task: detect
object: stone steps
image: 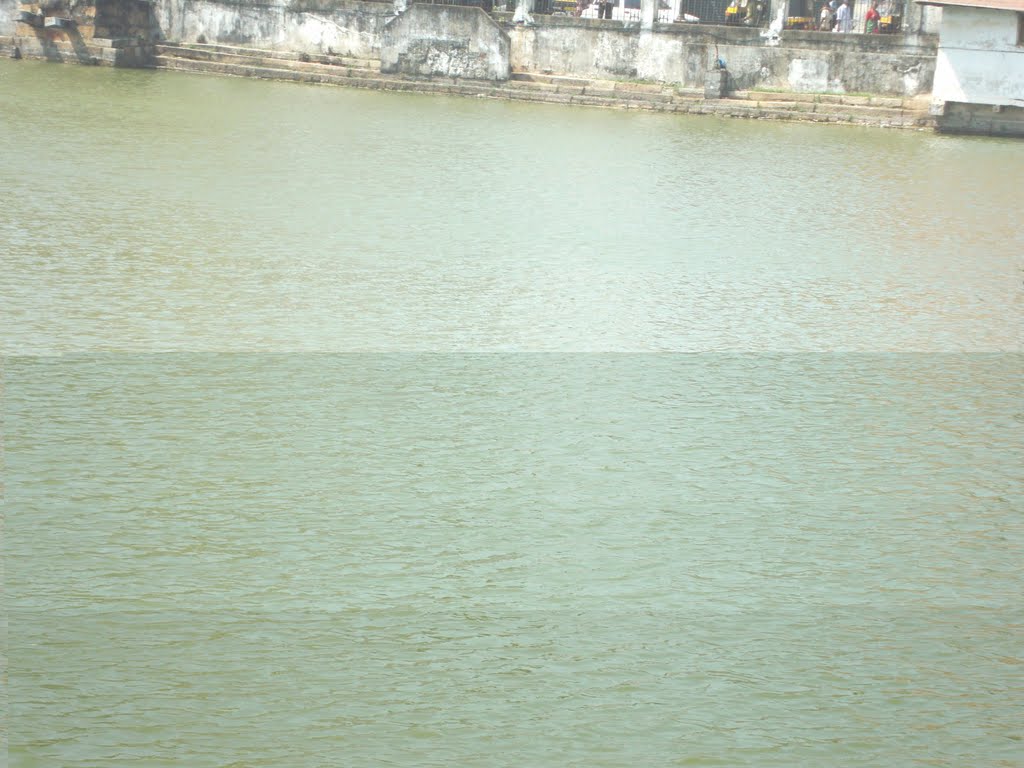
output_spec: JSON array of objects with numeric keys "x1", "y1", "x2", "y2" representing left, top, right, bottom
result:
[
  {"x1": 152, "y1": 55, "x2": 402, "y2": 88},
  {"x1": 509, "y1": 71, "x2": 591, "y2": 88},
  {"x1": 155, "y1": 45, "x2": 379, "y2": 77},
  {"x1": 509, "y1": 71, "x2": 922, "y2": 117},
  {"x1": 810, "y1": 101, "x2": 906, "y2": 120},
  {"x1": 510, "y1": 70, "x2": 680, "y2": 97},
  {"x1": 148, "y1": 43, "x2": 932, "y2": 128},
  {"x1": 750, "y1": 98, "x2": 907, "y2": 121},
  {"x1": 732, "y1": 89, "x2": 913, "y2": 110},
  {"x1": 155, "y1": 42, "x2": 379, "y2": 70},
  {"x1": 155, "y1": 54, "x2": 671, "y2": 108}
]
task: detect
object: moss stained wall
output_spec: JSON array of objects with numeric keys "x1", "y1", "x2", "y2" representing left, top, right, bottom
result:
[
  {"x1": 507, "y1": 16, "x2": 937, "y2": 95},
  {"x1": 152, "y1": 0, "x2": 392, "y2": 57}
]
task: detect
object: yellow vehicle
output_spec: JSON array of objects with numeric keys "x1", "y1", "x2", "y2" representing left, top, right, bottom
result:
[{"x1": 879, "y1": 13, "x2": 902, "y2": 31}]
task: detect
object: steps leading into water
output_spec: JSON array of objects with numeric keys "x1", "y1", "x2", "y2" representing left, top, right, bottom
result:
[
  {"x1": 149, "y1": 42, "x2": 933, "y2": 129},
  {"x1": 156, "y1": 42, "x2": 379, "y2": 72}
]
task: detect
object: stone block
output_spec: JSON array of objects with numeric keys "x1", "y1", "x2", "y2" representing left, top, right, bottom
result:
[{"x1": 704, "y1": 68, "x2": 727, "y2": 99}]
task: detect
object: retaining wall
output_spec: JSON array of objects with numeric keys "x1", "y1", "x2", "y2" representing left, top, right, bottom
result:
[
  {"x1": 2, "y1": 0, "x2": 157, "y2": 65},
  {"x1": 508, "y1": 15, "x2": 936, "y2": 96},
  {"x1": 0, "y1": 0, "x2": 17, "y2": 32},
  {"x1": 152, "y1": 0, "x2": 393, "y2": 58},
  {"x1": 381, "y1": 4, "x2": 509, "y2": 79},
  {"x1": 3, "y1": 0, "x2": 937, "y2": 98}
]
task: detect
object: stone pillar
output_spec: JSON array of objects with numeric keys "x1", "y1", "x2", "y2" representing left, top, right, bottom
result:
[
  {"x1": 640, "y1": 0, "x2": 656, "y2": 28},
  {"x1": 904, "y1": 2, "x2": 941, "y2": 34},
  {"x1": 704, "y1": 67, "x2": 728, "y2": 97}
]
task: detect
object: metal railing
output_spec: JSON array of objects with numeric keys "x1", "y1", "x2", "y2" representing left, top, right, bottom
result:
[
  {"x1": 576, "y1": 1, "x2": 676, "y2": 21},
  {"x1": 414, "y1": 0, "x2": 496, "y2": 9},
  {"x1": 685, "y1": 0, "x2": 748, "y2": 24},
  {"x1": 792, "y1": 0, "x2": 905, "y2": 32},
  {"x1": 411, "y1": 0, "x2": 906, "y2": 30}
]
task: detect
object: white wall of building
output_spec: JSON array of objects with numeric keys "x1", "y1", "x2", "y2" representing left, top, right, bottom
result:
[{"x1": 933, "y1": 5, "x2": 1024, "y2": 106}]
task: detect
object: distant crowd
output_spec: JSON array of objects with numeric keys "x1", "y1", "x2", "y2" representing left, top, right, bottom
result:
[{"x1": 819, "y1": 0, "x2": 883, "y2": 32}]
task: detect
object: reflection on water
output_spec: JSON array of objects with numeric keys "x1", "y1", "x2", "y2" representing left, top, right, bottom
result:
[{"x1": 2, "y1": 60, "x2": 1023, "y2": 767}]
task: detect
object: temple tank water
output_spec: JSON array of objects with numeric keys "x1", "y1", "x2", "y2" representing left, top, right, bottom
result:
[{"x1": 2, "y1": 59, "x2": 1023, "y2": 767}]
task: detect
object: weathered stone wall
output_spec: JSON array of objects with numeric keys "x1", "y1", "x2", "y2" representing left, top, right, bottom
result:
[
  {"x1": 711, "y1": 29, "x2": 935, "y2": 94},
  {"x1": 381, "y1": 4, "x2": 509, "y2": 80},
  {"x1": 935, "y1": 101, "x2": 1024, "y2": 138},
  {"x1": 1, "y1": 0, "x2": 18, "y2": 34},
  {"x1": 2, "y1": 0, "x2": 156, "y2": 64},
  {"x1": 152, "y1": 0, "x2": 393, "y2": 57},
  {"x1": 507, "y1": 16, "x2": 936, "y2": 96},
  {"x1": 3, "y1": 0, "x2": 937, "y2": 98},
  {"x1": 95, "y1": 0, "x2": 159, "y2": 38}
]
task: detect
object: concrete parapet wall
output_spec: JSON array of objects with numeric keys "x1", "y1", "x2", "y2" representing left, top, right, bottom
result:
[
  {"x1": 382, "y1": 4, "x2": 508, "y2": 80},
  {"x1": 151, "y1": 0, "x2": 392, "y2": 58}
]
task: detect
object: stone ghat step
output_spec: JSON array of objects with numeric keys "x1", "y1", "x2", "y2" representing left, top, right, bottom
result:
[
  {"x1": 511, "y1": 70, "x2": 678, "y2": 96},
  {"x1": 153, "y1": 56, "x2": 600, "y2": 100},
  {"x1": 155, "y1": 44, "x2": 380, "y2": 75},
  {"x1": 509, "y1": 81, "x2": 912, "y2": 117},
  {"x1": 153, "y1": 50, "x2": 922, "y2": 117},
  {"x1": 510, "y1": 71, "x2": 598, "y2": 88},
  {"x1": 155, "y1": 42, "x2": 379, "y2": 70},
  {"x1": 152, "y1": 57, "x2": 543, "y2": 100},
  {"x1": 502, "y1": 92, "x2": 926, "y2": 126},
  {"x1": 747, "y1": 99, "x2": 910, "y2": 120},
  {"x1": 511, "y1": 71, "x2": 923, "y2": 114},
  {"x1": 732, "y1": 89, "x2": 916, "y2": 110},
  {"x1": 151, "y1": 54, "x2": 932, "y2": 128},
  {"x1": 152, "y1": 56, "x2": 405, "y2": 86},
  {"x1": 505, "y1": 79, "x2": 678, "y2": 102},
  {"x1": 157, "y1": 56, "x2": 689, "y2": 108}
]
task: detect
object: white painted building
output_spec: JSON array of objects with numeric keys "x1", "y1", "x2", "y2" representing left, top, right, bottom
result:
[{"x1": 917, "y1": 0, "x2": 1024, "y2": 133}]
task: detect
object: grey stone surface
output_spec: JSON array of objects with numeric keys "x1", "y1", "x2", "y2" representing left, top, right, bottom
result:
[
  {"x1": 381, "y1": 5, "x2": 509, "y2": 81},
  {"x1": 151, "y1": 0, "x2": 391, "y2": 58},
  {"x1": 937, "y1": 102, "x2": 1024, "y2": 137},
  {"x1": 0, "y1": 0, "x2": 17, "y2": 34},
  {"x1": 704, "y1": 67, "x2": 726, "y2": 98},
  {"x1": 508, "y1": 17, "x2": 937, "y2": 96}
]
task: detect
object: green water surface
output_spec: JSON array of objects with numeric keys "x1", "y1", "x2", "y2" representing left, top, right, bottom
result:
[{"x1": 2, "y1": 60, "x2": 1022, "y2": 767}]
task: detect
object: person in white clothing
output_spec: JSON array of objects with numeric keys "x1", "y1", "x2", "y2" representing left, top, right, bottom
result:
[{"x1": 834, "y1": 0, "x2": 852, "y2": 31}]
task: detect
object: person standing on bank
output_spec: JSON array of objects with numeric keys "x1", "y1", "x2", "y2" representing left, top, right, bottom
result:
[
  {"x1": 834, "y1": 0, "x2": 852, "y2": 32},
  {"x1": 819, "y1": 1, "x2": 834, "y2": 30},
  {"x1": 598, "y1": 0, "x2": 614, "y2": 19},
  {"x1": 865, "y1": 0, "x2": 881, "y2": 32}
]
